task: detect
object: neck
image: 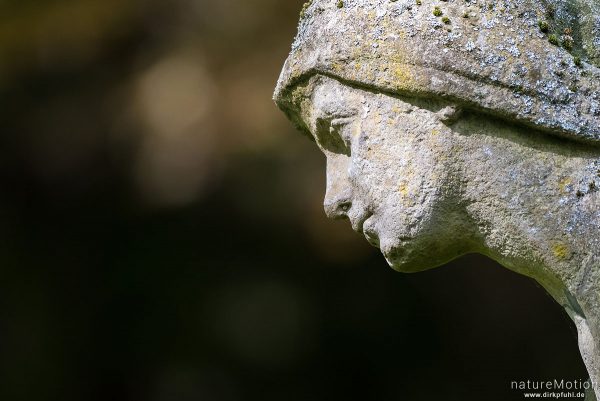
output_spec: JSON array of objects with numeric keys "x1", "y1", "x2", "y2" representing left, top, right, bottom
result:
[{"x1": 454, "y1": 113, "x2": 600, "y2": 397}]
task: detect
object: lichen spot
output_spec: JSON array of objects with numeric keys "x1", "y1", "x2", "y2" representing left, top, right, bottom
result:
[
  {"x1": 330, "y1": 61, "x2": 344, "y2": 74},
  {"x1": 558, "y1": 177, "x2": 572, "y2": 194},
  {"x1": 399, "y1": 181, "x2": 409, "y2": 197},
  {"x1": 299, "y1": 0, "x2": 313, "y2": 19},
  {"x1": 393, "y1": 65, "x2": 413, "y2": 87},
  {"x1": 551, "y1": 243, "x2": 571, "y2": 260}
]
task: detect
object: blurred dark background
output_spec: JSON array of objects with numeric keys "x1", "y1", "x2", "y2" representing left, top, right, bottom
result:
[{"x1": 0, "y1": 1, "x2": 588, "y2": 400}]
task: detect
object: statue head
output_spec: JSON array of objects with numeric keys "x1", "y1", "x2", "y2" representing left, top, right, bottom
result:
[
  {"x1": 286, "y1": 75, "x2": 471, "y2": 272},
  {"x1": 275, "y1": 0, "x2": 600, "y2": 272},
  {"x1": 275, "y1": 1, "x2": 600, "y2": 396}
]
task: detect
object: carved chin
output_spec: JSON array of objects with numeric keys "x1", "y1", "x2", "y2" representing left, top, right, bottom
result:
[
  {"x1": 364, "y1": 216, "x2": 448, "y2": 272},
  {"x1": 381, "y1": 239, "x2": 446, "y2": 273}
]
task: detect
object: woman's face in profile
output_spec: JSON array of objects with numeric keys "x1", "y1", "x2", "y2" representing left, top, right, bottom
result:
[{"x1": 297, "y1": 76, "x2": 467, "y2": 272}]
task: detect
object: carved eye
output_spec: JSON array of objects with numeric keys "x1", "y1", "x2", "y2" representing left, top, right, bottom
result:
[{"x1": 315, "y1": 117, "x2": 352, "y2": 156}]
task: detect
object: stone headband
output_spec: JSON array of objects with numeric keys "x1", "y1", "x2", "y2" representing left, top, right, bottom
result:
[{"x1": 274, "y1": 0, "x2": 600, "y2": 144}]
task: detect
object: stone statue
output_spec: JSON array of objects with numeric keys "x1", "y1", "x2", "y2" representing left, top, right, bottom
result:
[{"x1": 274, "y1": 0, "x2": 600, "y2": 399}]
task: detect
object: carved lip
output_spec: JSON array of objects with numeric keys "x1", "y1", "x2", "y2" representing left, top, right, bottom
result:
[
  {"x1": 364, "y1": 229, "x2": 379, "y2": 248},
  {"x1": 351, "y1": 210, "x2": 373, "y2": 234},
  {"x1": 361, "y1": 215, "x2": 380, "y2": 248}
]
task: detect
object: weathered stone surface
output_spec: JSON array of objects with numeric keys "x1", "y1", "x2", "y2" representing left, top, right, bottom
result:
[
  {"x1": 275, "y1": 0, "x2": 600, "y2": 143},
  {"x1": 275, "y1": 0, "x2": 600, "y2": 399}
]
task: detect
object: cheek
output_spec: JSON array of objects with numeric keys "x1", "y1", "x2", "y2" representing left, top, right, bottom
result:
[
  {"x1": 399, "y1": 148, "x2": 441, "y2": 202},
  {"x1": 353, "y1": 143, "x2": 442, "y2": 219}
]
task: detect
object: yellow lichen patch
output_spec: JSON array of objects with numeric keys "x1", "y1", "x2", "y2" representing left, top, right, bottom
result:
[
  {"x1": 558, "y1": 177, "x2": 572, "y2": 194},
  {"x1": 330, "y1": 61, "x2": 343, "y2": 74},
  {"x1": 393, "y1": 64, "x2": 414, "y2": 86},
  {"x1": 552, "y1": 242, "x2": 571, "y2": 260},
  {"x1": 396, "y1": 29, "x2": 407, "y2": 41},
  {"x1": 399, "y1": 181, "x2": 409, "y2": 197},
  {"x1": 431, "y1": 129, "x2": 440, "y2": 136}
]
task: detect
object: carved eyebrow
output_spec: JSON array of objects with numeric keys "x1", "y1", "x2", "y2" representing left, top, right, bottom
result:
[
  {"x1": 317, "y1": 109, "x2": 356, "y2": 121},
  {"x1": 311, "y1": 83, "x2": 359, "y2": 117},
  {"x1": 311, "y1": 97, "x2": 345, "y2": 117},
  {"x1": 330, "y1": 117, "x2": 354, "y2": 127}
]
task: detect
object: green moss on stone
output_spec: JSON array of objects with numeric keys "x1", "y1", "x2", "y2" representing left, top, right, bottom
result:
[
  {"x1": 300, "y1": 0, "x2": 313, "y2": 18},
  {"x1": 562, "y1": 36, "x2": 574, "y2": 50},
  {"x1": 433, "y1": 6, "x2": 443, "y2": 16}
]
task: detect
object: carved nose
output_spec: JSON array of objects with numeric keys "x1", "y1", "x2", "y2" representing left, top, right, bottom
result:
[
  {"x1": 323, "y1": 193, "x2": 352, "y2": 219},
  {"x1": 324, "y1": 154, "x2": 352, "y2": 219}
]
